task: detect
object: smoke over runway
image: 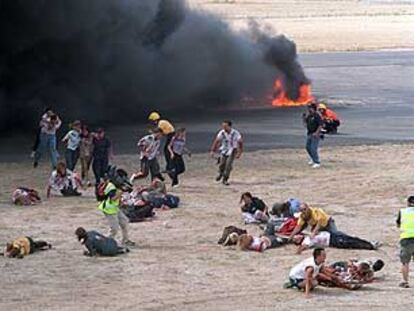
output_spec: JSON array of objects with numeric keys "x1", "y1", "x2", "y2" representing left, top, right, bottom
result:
[{"x1": 0, "y1": 0, "x2": 308, "y2": 132}]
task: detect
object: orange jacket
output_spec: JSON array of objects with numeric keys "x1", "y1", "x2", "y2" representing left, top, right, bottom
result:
[{"x1": 322, "y1": 109, "x2": 339, "y2": 121}]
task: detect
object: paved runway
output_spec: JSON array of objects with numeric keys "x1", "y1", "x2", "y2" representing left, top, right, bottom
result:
[{"x1": 1, "y1": 50, "x2": 414, "y2": 160}]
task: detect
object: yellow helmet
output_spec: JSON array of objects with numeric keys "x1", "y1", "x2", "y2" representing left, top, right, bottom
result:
[
  {"x1": 318, "y1": 103, "x2": 327, "y2": 110},
  {"x1": 148, "y1": 112, "x2": 161, "y2": 121}
]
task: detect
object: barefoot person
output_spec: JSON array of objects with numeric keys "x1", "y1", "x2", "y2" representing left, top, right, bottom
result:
[
  {"x1": 75, "y1": 227, "x2": 129, "y2": 257},
  {"x1": 98, "y1": 182, "x2": 135, "y2": 246},
  {"x1": 148, "y1": 112, "x2": 175, "y2": 172},
  {"x1": 303, "y1": 102, "x2": 323, "y2": 168},
  {"x1": 286, "y1": 248, "x2": 327, "y2": 298},
  {"x1": 3, "y1": 236, "x2": 51, "y2": 258},
  {"x1": 210, "y1": 120, "x2": 243, "y2": 186},
  {"x1": 396, "y1": 196, "x2": 414, "y2": 288}
]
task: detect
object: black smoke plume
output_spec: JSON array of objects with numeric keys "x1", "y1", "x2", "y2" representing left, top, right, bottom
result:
[{"x1": 0, "y1": 0, "x2": 309, "y2": 133}]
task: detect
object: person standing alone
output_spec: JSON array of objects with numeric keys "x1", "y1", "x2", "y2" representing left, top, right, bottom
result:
[
  {"x1": 396, "y1": 196, "x2": 414, "y2": 288},
  {"x1": 304, "y1": 103, "x2": 323, "y2": 168},
  {"x1": 210, "y1": 120, "x2": 243, "y2": 186}
]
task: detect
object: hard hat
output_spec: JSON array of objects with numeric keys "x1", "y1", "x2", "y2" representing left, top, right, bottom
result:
[
  {"x1": 148, "y1": 112, "x2": 160, "y2": 121},
  {"x1": 104, "y1": 182, "x2": 117, "y2": 195},
  {"x1": 318, "y1": 103, "x2": 327, "y2": 110}
]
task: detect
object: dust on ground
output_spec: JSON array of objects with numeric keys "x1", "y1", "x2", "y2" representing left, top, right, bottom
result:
[
  {"x1": 1, "y1": 143, "x2": 413, "y2": 310},
  {"x1": 189, "y1": 0, "x2": 414, "y2": 52}
]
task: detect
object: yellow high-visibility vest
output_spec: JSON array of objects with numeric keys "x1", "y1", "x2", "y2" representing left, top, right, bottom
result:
[
  {"x1": 400, "y1": 207, "x2": 414, "y2": 239},
  {"x1": 98, "y1": 198, "x2": 119, "y2": 215}
]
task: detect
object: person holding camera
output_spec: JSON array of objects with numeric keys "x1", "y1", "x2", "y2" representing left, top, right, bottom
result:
[
  {"x1": 33, "y1": 109, "x2": 62, "y2": 168},
  {"x1": 98, "y1": 182, "x2": 135, "y2": 247}
]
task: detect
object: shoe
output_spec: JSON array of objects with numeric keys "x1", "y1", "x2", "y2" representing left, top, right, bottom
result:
[
  {"x1": 312, "y1": 163, "x2": 321, "y2": 169},
  {"x1": 222, "y1": 180, "x2": 230, "y2": 186},
  {"x1": 171, "y1": 183, "x2": 179, "y2": 188},
  {"x1": 371, "y1": 240, "x2": 381, "y2": 250},
  {"x1": 30, "y1": 151, "x2": 35, "y2": 158},
  {"x1": 399, "y1": 281, "x2": 410, "y2": 288},
  {"x1": 216, "y1": 175, "x2": 223, "y2": 182},
  {"x1": 283, "y1": 281, "x2": 294, "y2": 289},
  {"x1": 308, "y1": 160, "x2": 314, "y2": 165},
  {"x1": 129, "y1": 174, "x2": 137, "y2": 183},
  {"x1": 33, "y1": 161, "x2": 38, "y2": 168},
  {"x1": 124, "y1": 240, "x2": 136, "y2": 247}
]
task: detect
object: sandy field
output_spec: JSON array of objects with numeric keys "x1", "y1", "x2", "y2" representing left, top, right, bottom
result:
[
  {"x1": 1, "y1": 143, "x2": 414, "y2": 310},
  {"x1": 189, "y1": 0, "x2": 414, "y2": 51}
]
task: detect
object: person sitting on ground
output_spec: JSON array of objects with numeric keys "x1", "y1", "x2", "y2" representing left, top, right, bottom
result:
[
  {"x1": 293, "y1": 231, "x2": 380, "y2": 254},
  {"x1": 3, "y1": 236, "x2": 51, "y2": 258},
  {"x1": 271, "y1": 198, "x2": 302, "y2": 218},
  {"x1": 236, "y1": 222, "x2": 288, "y2": 252},
  {"x1": 131, "y1": 128, "x2": 164, "y2": 182},
  {"x1": 318, "y1": 103, "x2": 340, "y2": 134},
  {"x1": 288, "y1": 203, "x2": 340, "y2": 240},
  {"x1": 329, "y1": 259, "x2": 385, "y2": 284},
  {"x1": 285, "y1": 248, "x2": 328, "y2": 297},
  {"x1": 75, "y1": 227, "x2": 129, "y2": 257},
  {"x1": 240, "y1": 192, "x2": 269, "y2": 224},
  {"x1": 12, "y1": 187, "x2": 41, "y2": 205},
  {"x1": 47, "y1": 162, "x2": 82, "y2": 198}
]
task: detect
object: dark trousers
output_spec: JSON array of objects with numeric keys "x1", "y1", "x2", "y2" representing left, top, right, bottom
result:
[
  {"x1": 168, "y1": 153, "x2": 185, "y2": 185},
  {"x1": 324, "y1": 120, "x2": 340, "y2": 133},
  {"x1": 65, "y1": 148, "x2": 80, "y2": 171},
  {"x1": 264, "y1": 222, "x2": 288, "y2": 249},
  {"x1": 330, "y1": 233, "x2": 374, "y2": 250},
  {"x1": 32, "y1": 127, "x2": 41, "y2": 151},
  {"x1": 218, "y1": 150, "x2": 236, "y2": 181},
  {"x1": 27, "y1": 237, "x2": 50, "y2": 254},
  {"x1": 92, "y1": 158, "x2": 109, "y2": 184},
  {"x1": 139, "y1": 157, "x2": 163, "y2": 181},
  {"x1": 164, "y1": 132, "x2": 175, "y2": 171}
]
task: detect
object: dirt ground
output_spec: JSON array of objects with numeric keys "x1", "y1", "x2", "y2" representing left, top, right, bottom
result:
[
  {"x1": 189, "y1": 0, "x2": 414, "y2": 52},
  {"x1": 1, "y1": 143, "x2": 414, "y2": 310}
]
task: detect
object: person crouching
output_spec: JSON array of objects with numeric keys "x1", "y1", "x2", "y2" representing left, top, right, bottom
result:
[
  {"x1": 75, "y1": 227, "x2": 129, "y2": 257},
  {"x1": 47, "y1": 162, "x2": 82, "y2": 198},
  {"x1": 3, "y1": 236, "x2": 51, "y2": 258}
]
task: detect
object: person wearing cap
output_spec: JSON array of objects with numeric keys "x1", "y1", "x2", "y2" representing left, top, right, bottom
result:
[
  {"x1": 148, "y1": 112, "x2": 175, "y2": 172},
  {"x1": 98, "y1": 182, "x2": 135, "y2": 247},
  {"x1": 75, "y1": 227, "x2": 129, "y2": 257},
  {"x1": 210, "y1": 120, "x2": 243, "y2": 186},
  {"x1": 303, "y1": 103, "x2": 323, "y2": 168},
  {"x1": 62, "y1": 120, "x2": 82, "y2": 171},
  {"x1": 92, "y1": 128, "x2": 113, "y2": 185},
  {"x1": 318, "y1": 103, "x2": 340, "y2": 134},
  {"x1": 396, "y1": 196, "x2": 414, "y2": 288}
]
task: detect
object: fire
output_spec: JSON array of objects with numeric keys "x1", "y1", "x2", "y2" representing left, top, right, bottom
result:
[{"x1": 272, "y1": 79, "x2": 314, "y2": 107}]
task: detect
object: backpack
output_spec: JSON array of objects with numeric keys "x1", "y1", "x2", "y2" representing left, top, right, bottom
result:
[{"x1": 96, "y1": 180, "x2": 109, "y2": 201}]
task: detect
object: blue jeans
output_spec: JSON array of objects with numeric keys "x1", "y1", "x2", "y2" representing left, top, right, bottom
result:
[
  {"x1": 306, "y1": 134, "x2": 320, "y2": 164},
  {"x1": 35, "y1": 133, "x2": 59, "y2": 167}
]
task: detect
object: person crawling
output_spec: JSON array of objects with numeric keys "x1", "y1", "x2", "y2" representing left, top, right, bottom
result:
[
  {"x1": 47, "y1": 162, "x2": 82, "y2": 198},
  {"x1": 329, "y1": 258, "x2": 385, "y2": 284},
  {"x1": 75, "y1": 227, "x2": 129, "y2": 257},
  {"x1": 239, "y1": 192, "x2": 269, "y2": 224},
  {"x1": 3, "y1": 236, "x2": 51, "y2": 258}
]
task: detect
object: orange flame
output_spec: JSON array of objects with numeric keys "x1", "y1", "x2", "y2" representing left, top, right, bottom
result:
[{"x1": 272, "y1": 79, "x2": 314, "y2": 107}]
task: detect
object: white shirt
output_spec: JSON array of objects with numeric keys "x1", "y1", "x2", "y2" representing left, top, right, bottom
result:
[
  {"x1": 40, "y1": 113, "x2": 62, "y2": 135},
  {"x1": 302, "y1": 232, "x2": 331, "y2": 248},
  {"x1": 216, "y1": 128, "x2": 242, "y2": 156},
  {"x1": 289, "y1": 257, "x2": 321, "y2": 280},
  {"x1": 63, "y1": 130, "x2": 81, "y2": 151},
  {"x1": 49, "y1": 170, "x2": 77, "y2": 192},
  {"x1": 138, "y1": 134, "x2": 160, "y2": 160}
]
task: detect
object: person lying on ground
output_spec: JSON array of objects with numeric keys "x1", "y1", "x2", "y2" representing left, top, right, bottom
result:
[
  {"x1": 292, "y1": 231, "x2": 380, "y2": 254},
  {"x1": 218, "y1": 226, "x2": 247, "y2": 245},
  {"x1": 12, "y1": 187, "x2": 41, "y2": 205},
  {"x1": 239, "y1": 192, "x2": 269, "y2": 224},
  {"x1": 131, "y1": 128, "x2": 164, "y2": 182},
  {"x1": 285, "y1": 248, "x2": 328, "y2": 298},
  {"x1": 288, "y1": 203, "x2": 340, "y2": 241},
  {"x1": 330, "y1": 258, "x2": 385, "y2": 284},
  {"x1": 316, "y1": 268, "x2": 362, "y2": 290},
  {"x1": 236, "y1": 223, "x2": 288, "y2": 252},
  {"x1": 75, "y1": 227, "x2": 129, "y2": 257},
  {"x1": 47, "y1": 162, "x2": 82, "y2": 198},
  {"x1": 3, "y1": 236, "x2": 51, "y2": 258},
  {"x1": 270, "y1": 198, "x2": 301, "y2": 218}
]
